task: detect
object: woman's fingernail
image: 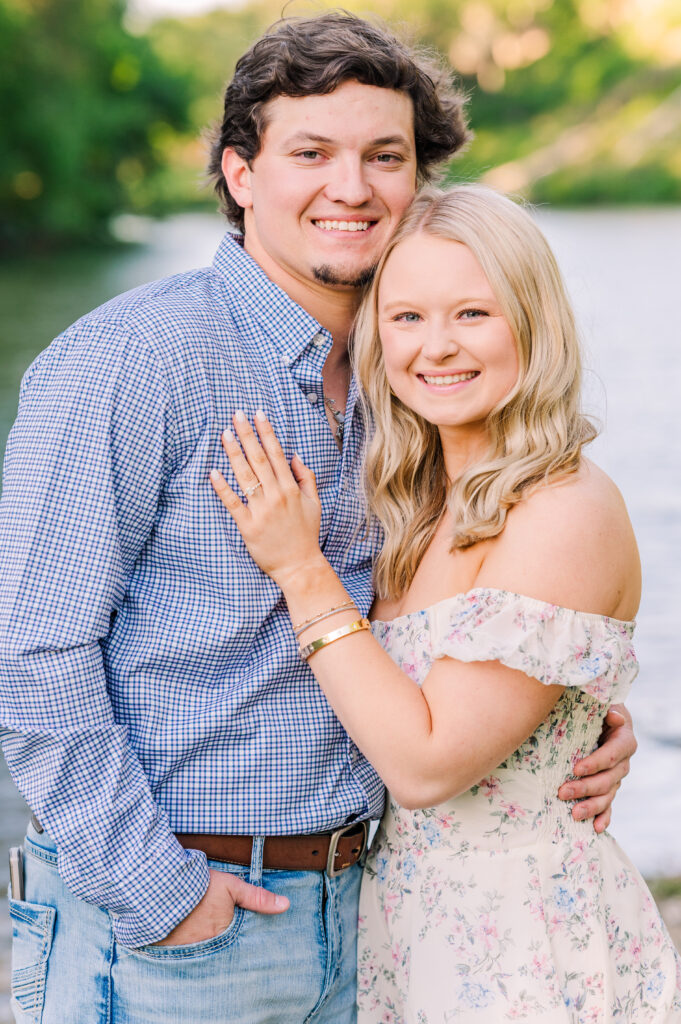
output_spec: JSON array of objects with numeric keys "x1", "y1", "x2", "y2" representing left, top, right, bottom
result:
[
  {"x1": 234, "y1": 410, "x2": 246, "y2": 423},
  {"x1": 574, "y1": 806, "x2": 587, "y2": 819},
  {"x1": 209, "y1": 469, "x2": 220, "y2": 482},
  {"x1": 255, "y1": 408, "x2": 267, "y2": 422},
  {"x1": 223, "y1": 428, "x2": 234, "y2": 443}
]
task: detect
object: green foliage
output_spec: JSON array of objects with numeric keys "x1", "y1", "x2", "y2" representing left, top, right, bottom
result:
[
  {"x1": 0, "y1": 0, "x2": 193, "y2": 251},
  {"x1": 2, "y1": 0, "x2": 680, "y2": 252}
]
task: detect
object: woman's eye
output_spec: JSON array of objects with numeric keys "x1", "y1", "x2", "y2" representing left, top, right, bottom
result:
[
  {"x1": 394, "y1": 311, "x2": 421, "y2": 323},
  {"x1": 459, "y1": 308, "x2": 487, "y2": 320}
]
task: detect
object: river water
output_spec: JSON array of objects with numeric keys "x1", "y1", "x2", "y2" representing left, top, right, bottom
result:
[{"x1": 0, "y1": 209, "x2": 680, "y2": 993}]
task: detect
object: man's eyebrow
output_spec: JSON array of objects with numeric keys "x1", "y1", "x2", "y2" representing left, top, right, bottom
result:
[{"x1": 281, "y1": 132, "x2": 412, "y2": 149}]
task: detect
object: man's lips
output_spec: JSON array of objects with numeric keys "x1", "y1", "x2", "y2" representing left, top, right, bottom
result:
[{"x1": 311, "y1": 218, "x2": 377, "y2": 233}]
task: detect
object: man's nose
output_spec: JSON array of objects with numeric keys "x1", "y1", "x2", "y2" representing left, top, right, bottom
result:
[{"x1": 324, "y1": 156, "x2": 373, "y2": 206}]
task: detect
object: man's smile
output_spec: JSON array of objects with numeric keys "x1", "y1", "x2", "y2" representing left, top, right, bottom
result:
[{"x1": 312, "y1": 219, "x2": 376, "y2": 233}]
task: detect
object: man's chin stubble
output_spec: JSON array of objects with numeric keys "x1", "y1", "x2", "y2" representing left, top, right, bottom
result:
[{"x1": 312, "y1": 264, "x2": 377, "y2": 289}]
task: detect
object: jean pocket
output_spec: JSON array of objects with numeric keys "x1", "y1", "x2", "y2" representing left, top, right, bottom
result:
[
  {"x1": 9, "y1": 898, "x2": 56, "y2": 1023},
  {"x1": 130, "y1": 905, "x2": 246, "y2": 961}
]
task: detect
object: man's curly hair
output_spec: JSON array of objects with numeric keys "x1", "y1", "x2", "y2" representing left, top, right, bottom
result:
[{"x1": 206, "y1": 11, "x2": 471, "y2": 232}]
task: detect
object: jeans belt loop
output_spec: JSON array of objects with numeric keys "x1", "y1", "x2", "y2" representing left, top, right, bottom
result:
[
  {"x1": 326, "y1": 821, "x2": 368, "y2": 878},
  {"x1": 250, "y1": 835, "x2": 265, "y2": 886}
]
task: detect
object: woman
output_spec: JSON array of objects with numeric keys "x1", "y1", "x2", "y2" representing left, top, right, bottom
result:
[{"x1": 210, "y1": 185, "x2": 681, "y2": 1021}]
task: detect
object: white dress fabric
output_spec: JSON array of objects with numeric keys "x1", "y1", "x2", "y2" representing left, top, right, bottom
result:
[{"x1": 357, "y1": 588, "x2": 681, "y2": 1022}]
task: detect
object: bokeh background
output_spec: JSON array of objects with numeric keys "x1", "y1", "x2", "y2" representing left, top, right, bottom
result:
[{"x1": 1, "y1": 0, "x2": 681, "y2": 1013}]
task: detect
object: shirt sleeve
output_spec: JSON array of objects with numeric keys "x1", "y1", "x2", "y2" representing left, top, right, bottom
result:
[{"x1": 0, "y1": 318, "x2": 210, "y2": 948}]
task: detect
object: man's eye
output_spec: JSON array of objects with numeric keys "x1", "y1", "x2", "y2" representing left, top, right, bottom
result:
[
  {"x1": 297, "y1": 150, "x2": 321, "y2": 160},
  {"x1": 375, "y1": 153, "x2": 401, "y2": 164}
]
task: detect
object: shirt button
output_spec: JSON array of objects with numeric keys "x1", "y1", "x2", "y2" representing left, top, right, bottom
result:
[
  {"x1": 306, "y1": 392, "x2": 318, "y2": 404},
  {"x1": 313, "y1": 334, "x2": 325, "y2": 348}
]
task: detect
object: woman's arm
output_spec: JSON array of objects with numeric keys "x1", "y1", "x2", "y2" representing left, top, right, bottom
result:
[{"x1": 210, "y1": 412, "x2": 636, "y2": 811}]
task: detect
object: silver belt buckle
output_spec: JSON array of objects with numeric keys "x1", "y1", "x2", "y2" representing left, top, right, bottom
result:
[{"x1": 325, "y1": 821, "x2": 368, "y2": 878}]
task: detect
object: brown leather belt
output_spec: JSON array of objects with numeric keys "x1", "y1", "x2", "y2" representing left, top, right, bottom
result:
[{"x1": 175, "y1": 822, "x2": 369, "y2": 878}]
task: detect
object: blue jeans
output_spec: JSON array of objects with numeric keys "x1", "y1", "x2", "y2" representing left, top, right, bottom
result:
[{"x1": 9, "y1": 822, "x2": 361, "y2": 1023}]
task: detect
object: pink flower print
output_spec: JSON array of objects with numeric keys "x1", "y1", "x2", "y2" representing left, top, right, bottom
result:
[
  {"x1": 383, "y1": 890, "x2": 400, "y2": 921},
  {"x1": 480, "y1": 775, "x2": 502, "y2": 798},
  {"x1": 548, "y1": 912, "x2": 566, "y2": 936},
  {"x1": 500, "y1": 800, "x2": 527, "y2": 820},
  {"x1": 630, "y1": 936, "x2": 643, "y2": 961},
  {"x1": 477, "y1": 913, "x2": 499, "y2": 950},
  {"x1": 532, "y1": 953, "x2": 550, "y2": 977},
  {"x1": 584, "y1": 677, "x2": 609, "y2": 701},
  {"x1": 568, "y1": 839, "x2": 589, "y2": 865},
  {"x1": 508, "y1": 1000, "x2": 532, "y2": 1018},
  {"x1": 528, "y1": 898, "x2": 545, "y2": 922},
  {"x1": 553, "y1": 719, "x2": 568, "y2": 745}
]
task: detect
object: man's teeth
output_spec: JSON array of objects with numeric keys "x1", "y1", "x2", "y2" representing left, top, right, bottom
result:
[
  {"x1": 423, "y1": 372, "x2": 478, "y2": 385},
  {"x1": 315, "y1": 220, "x2": 371, "y2": 232}
]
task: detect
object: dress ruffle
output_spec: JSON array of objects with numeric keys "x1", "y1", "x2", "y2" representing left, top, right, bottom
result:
[{"x1": 426, "y1": 587, "x2": 638, "y2": 704}]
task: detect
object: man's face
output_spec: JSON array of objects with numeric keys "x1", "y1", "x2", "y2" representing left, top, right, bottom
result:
[{"x1": 223, "y1": 81, "x2": 418, "y2": 298}]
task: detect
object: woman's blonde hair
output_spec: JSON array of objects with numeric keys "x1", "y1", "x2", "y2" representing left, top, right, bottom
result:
[{"x1": 352, "y1": 183, "x2": 597, "y2": 600}]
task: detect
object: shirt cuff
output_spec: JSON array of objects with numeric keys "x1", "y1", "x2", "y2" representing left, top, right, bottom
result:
[{"x1": 108, "y1": 843, "x2": 210, "y2": 948}]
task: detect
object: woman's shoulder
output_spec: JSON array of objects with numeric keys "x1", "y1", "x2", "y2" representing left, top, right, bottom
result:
[{"x1": 473, "y1": 459, "x2": 641, "y2": 620}]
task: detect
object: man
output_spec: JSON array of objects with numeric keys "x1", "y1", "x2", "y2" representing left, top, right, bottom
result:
[{"x1": 0, "y1": 12, "x2": 635, "y2": 1023}]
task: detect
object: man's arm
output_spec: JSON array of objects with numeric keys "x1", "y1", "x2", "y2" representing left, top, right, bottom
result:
[
  {"x1": 0, "y1": 322, "x2": 213, "y2": 946},
  {"x1": 558, "y1": 705, "x2": 636, "y2": 832}
]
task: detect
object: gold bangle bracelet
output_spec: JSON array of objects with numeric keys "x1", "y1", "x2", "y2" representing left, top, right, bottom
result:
[{"x1": 299, "y1": 618, "x2": 371, "y2": 661}]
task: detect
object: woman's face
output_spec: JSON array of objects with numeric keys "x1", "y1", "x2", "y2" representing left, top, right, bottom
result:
[{"x1": 377, "y1": 232, "x2": 519, "y2": 442}]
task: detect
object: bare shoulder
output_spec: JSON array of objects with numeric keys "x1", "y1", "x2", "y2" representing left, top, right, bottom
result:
[{"x1": 474, "y1": 459, "x2": 641, "y2": 619}]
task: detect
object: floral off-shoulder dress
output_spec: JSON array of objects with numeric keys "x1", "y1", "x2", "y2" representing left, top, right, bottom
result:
[{"x1": 358, "y1": 588, "x2": 681, "y2": 1023}]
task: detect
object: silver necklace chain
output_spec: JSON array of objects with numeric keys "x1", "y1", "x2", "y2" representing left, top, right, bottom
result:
[{"x1": 324, "y1": 395, "x2": 345, "y2": 443}]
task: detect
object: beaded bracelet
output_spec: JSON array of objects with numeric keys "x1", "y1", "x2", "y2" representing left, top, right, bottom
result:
[
  {"x1": 292, "y1": 601, "x2": 356, "y2": 639},
  {"x1": 299, "y1": 618, "x2": 371, "y2": 661}
]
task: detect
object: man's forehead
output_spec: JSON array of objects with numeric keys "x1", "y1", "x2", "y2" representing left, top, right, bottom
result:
[{"x1": 260, "y1": 82, "x2": 415, "y2": 142}]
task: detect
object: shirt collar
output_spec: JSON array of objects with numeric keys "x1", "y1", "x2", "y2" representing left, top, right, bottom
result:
[{"x1": 212, "y1": 232, "x2": 330, "y2": 364}]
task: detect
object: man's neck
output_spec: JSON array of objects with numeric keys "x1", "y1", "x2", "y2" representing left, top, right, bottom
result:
[{"x1": 242, "y1": 233, "x2": 361, "y2": 352}]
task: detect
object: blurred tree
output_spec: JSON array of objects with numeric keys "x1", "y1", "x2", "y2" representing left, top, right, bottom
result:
[
  {"x1": 2, "y1": 0, "x2": 679, "y2": 253},
  {"x1": 147, "y1": 0, "x2": 681, "y2": 208},
  {"x1": 0, "y1": 0, "x2": 193, "y2": 252}
]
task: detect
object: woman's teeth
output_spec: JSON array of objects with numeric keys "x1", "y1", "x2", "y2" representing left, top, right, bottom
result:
[
  {"x1": 315, "y1": 220, "x2": 371, "y2": 232},
  {"x1": 422, "y1": 372, "x2": 478, "y2": 386}
]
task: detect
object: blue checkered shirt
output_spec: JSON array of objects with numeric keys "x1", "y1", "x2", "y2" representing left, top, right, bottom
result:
[{"x1": 0, "y1": 233, "x2": 385, "y2": 947}]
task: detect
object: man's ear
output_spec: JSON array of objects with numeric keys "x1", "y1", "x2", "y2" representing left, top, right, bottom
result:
[{"x1": 221, "y1": 148, "x2": 253, "y2": 210}]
